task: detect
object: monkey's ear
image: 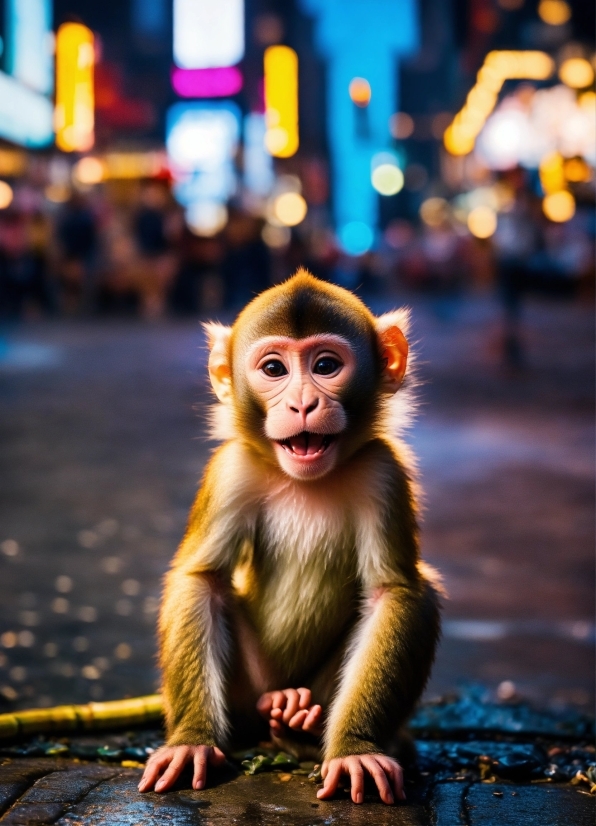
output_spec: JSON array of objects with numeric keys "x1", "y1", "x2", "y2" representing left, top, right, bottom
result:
[
  {"x1": 204, "y1": 322, "x2": 233, "y2": 404},
  {"x1": 375, "y1": 310, "x2": 410, "y2": 393}
]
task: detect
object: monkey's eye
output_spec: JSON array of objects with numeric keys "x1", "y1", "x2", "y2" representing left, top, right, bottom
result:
[
  {"x1": 313, "y1": 357, "x2": 341, "y2": 376},
  {"x1": 261, "y1": 360, "x2": 288, "y2": 378}
]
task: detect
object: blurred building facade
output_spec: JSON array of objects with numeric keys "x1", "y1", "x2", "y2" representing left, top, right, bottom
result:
[{"x1": 0, "y1": 0, "x2": 593, "y2": 321}]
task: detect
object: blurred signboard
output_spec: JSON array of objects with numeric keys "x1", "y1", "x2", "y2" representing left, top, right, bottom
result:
[
  {"x1": 173, "y1": 0, "x2": 244, "y2": 69},
  {"x1": 0, "y1": 0, "x2": 53, "y2": 147},
  {"x1": 0, "y1": 71, "x2": 53, "y2": 148}
]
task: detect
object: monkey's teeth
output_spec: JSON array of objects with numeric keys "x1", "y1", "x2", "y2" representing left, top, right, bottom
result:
[{"x1": 278, "y1": 433, "x2": 335, "y2": 457}]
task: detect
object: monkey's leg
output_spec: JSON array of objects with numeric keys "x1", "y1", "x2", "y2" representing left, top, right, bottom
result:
[
  {"x1": 140, "y1": 570, "x2": 232, "y2": 793},
  {"x1": 319, "y1": 579, "x2": 440, "y2": 803}
]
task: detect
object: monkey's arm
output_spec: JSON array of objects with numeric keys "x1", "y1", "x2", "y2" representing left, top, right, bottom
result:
[
  {"x1": 158, "y1": 444, "x2": 255, "y2": 748},
  {"x1": 323, "y1": 447, "x2": 441, "y2": 762}
]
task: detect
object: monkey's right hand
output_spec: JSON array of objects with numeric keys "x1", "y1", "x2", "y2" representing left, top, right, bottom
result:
[
  {"x1": 257, "y1": 688, "x2": 323, "y2": 736},
  {"x1": 138, "y1": 744, "x2": 226, "y2": 793}
]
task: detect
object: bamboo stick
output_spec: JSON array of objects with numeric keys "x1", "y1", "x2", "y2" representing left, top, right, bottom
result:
[{"x1": 0, "y1": 694, "x2": 163, "y2": 739}]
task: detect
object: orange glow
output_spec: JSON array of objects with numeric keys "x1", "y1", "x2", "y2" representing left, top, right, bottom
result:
[
  {"x1": 349, "y1": 77, "x2": 371, "y2": 107},
  {"x1": 542, "y1": 190, "x2": 575, "y2": 222},
  {"x1": 264, "y1": 46, "x2": 299, "y2": 158},
  {"x1": 55, "y1": 23, "x2": 95, "y2": 152},
  {"x1": 537, "y1": 0, "x2": 571, "y2": 25},
  {"x1": 539, "y1": 152, "x2": 565, "y2": 195},
  {"x1": 559, "y1": 58, "x2": 594, "y2": 89},
  {"x1": 564, "y1": 157, "x2": 592, "y2": 183},
  {"x1": 444, "y1": 51, "x2": 554, "y2": 156}
]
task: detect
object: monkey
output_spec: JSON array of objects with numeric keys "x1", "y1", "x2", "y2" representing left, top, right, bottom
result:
[{"x1": 139, "y1": 269, "x2": 441, "y2": 804}]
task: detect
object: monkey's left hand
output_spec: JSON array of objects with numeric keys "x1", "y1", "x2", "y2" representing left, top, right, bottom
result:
[
  {"x1": 316, "y1": 754, "x2": 405, "y2": 805},
  {"x1": 138, "y1": 744, "x2": 226, "y2": 793},
  {"x1": 257, "y1": 688, "x2": 323, "y2": 737}
]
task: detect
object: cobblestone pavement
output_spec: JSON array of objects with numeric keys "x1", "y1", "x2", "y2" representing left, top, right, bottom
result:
[
  {"x1": 0, "y1": 752, "x2": 593, "y2": 825},
  {"x1": 0, "y1": 291, "x2": 593, "y2": 824},
  {"x1": 0, "y1": 292, "x2": 593, "y2": 713}
]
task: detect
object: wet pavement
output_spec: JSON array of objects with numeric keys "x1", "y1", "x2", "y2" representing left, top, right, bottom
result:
[
  {"x1": 0, "y1": 291, "x2": 593, "y2": 712},
  {"x1": 0, "y1": 291, "x2": 593, "y2": 822}
]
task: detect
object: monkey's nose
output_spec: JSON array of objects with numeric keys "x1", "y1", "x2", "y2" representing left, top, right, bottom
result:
[{"x1": 289, "y1": 397, "x2": 319, "y2": 417}]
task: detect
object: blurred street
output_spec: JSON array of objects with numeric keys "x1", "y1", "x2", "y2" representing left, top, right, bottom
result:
[{"x1": 0, "y1": 290, "x2": 593, "y2": 713}]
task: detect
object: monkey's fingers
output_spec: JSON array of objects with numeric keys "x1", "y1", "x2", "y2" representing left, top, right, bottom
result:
[
  {"x1": 376, "y1": 755, "x2": 406, "y2": 801},
  {"x1": 316, "y1": 759, "x2": 347, "y2": 801},
  {"x1": 280, "y1": 688, "x2": 301, "y2": 722},
  {"x1": 138, "y1": 750, "x2": 172, "y2": 792},
  {"x1": 296, "y1": 687, "x2": 312, "y2": 709},
  {"x1": 302, "y1": 704, "x2": 323, "y2": 734},
  {"x1": 154, "y1": 748, "x2": 192, "y2": 792},
  {"x1": 256, "y1": 692, "x2": 275, "y2": 717},
  {"x1": 360, "y1": 755, "x2": 394, "y2": 805},
  {"x1": 287, "y1": 709, "x2": 309, "y2": 729}
]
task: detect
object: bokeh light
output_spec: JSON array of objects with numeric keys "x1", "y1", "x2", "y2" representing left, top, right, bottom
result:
[
  {"x1": 55, "y1": 22, "x2": 95, "y2": 152},
  {"x1": 73, "y1": 157, "x2": 104, "y2": 185},
  {"x1": 542, "y1": 190, "x2": 576, "y2": 222},
  {"x1": 186, "y1": 201, "x2": 228, "y2": 236},
  {"x1": 564, "y1": 157, "x2": 592, "y2": 183},
  {"x1": 467, "y1": 205, "x2": 498, "y2": 238},
  {"x1": 420, "y1": 197, "x2": 450, "y2": 227},
  {"x1": 559, "y1": 58, "x2": 595, "y2": 89},
  {"x1": 272, "y1": 192, "x2": 307, "y2": 227},
  {"x1": 371, "y1": 164, "x2": 404, "y2": 196},
  {"x1": 339, "y1": 221, "x2": 374, "y2": 256},
  {"x1": 537, "y1": 0, "x2": 571, "y2": 25},
  {"x1": 0, "y1": 181, "x2": 14, "y2": 209},
  {"x1": 262, "y1": 224, "x2": 291, "y2": 248},
  {"x1": 264, "y1": 46, "x2": 299, "y2": 158},
  {"x1": 348, "y1": 78, "x2": 371, "y2": 107},
  {"x1": 389, "y1": 112, "x2": 414, "y2": 139}
]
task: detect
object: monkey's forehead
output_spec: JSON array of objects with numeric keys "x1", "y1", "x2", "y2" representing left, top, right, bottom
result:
[{"x1": 232, "y1": 275, "x2": 375, "y2": 353}]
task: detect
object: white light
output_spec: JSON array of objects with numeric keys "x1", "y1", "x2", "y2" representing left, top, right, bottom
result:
[
  {"x1": 243, "y1": 113, "x2": 274, "y2": 197},
  {"x1": 271, "y1": 192, "x2": 307, "y2": 227},
  {"x1": 371, "y1": 164, "x2": 404, "y2": 196},
  {"x1": 167, "y1": 107, "x2": 239, "y2": 172},
  {"x1": 174, "y1": 0, "x2": 244, "y2": 69},
  {"x1": 186, "y1": 201, "x2": 228, "y2": 236},
  {"x1": 476, "y1": 108, "x2": 528, "y2": 170},
  {"x1": 0, "y1": 70, "x2": 53, "y2": 147},
  {"x1": 167, "y1": 104, "x2": 240, "y2": 212},
  {"x1": 7, "y1": 0, "x2": 53, "y2": 95}
]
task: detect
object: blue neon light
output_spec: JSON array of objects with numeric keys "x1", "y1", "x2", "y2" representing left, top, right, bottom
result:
[{"x1": 299, "y1": 0, "x2": 419, "y2": 251}]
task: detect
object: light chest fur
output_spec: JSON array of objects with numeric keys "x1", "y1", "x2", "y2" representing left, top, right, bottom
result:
[{"x1": 229, "y1": 444, "x2": 400, "y2": 675}]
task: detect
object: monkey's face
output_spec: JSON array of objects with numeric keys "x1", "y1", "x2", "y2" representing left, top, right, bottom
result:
[
  {"x1": 206, "y1": 270, "x2": 409, "y2": 482},
  {"x1": 244, "y1": 334, "x2": 357, "y2": 480}
]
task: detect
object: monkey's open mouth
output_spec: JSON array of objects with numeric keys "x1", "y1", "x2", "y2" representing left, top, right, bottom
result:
[{"x1": 277, "y1": 432, "x2": 336, "y2": 457}]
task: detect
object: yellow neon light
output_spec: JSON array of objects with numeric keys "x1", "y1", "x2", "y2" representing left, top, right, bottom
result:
[
  {"x1": 55, "y1": 23, "x2": 95, "y2": 153},
  {"x1": 264, "y1": 46, "x2": 299, "y2": 158},
  {"x1": 444, "y1": 51, "x2": 554, "y2": 156}
]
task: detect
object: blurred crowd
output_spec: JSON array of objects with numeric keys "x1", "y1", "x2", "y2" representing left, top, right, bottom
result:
[{"x1": 0, "y1": 176, "x2": 593, "y2": 332}]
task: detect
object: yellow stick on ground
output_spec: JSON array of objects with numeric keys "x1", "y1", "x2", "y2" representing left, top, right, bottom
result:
[{"x1": 0, "y1": 695, "x2": 163, "y2": 739}]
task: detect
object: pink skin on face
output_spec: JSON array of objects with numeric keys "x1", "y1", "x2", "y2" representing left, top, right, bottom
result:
[{"x1": 245, "y1": 335, "x2": 356, "y2": 480}]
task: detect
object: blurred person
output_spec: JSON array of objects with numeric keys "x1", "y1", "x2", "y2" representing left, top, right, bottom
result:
[
  {"x1": 221, "y1": 210, "x2": 270, "y2": 309},
  {"x1": 493, "y1": 190, "x2": 539, "y2": 369},
  {"x1": 0, "y1": 209, "x2": 54, "y2": 318},
  {"x1": 418, "y1": 223, "x2": 468, "y2": 321},
  {"x1": 56, "y1": 193, "x2": 98, "y2": 314},
  {"x1": 132, "y1": 183, "x2": 177, "y2": 319},
  {"x1": 169, "y1": 231, "x2": 224, "y2": 315}
]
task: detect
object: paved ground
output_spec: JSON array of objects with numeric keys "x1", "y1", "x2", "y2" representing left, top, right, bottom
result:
[
  {"x1": 0, "y1": 290, "x2": 593, "y2": 712},
  {"x1": 0, "y1": 289, "x2": 593, "y2": 824},
  {"x1": 0, "y1": 752, "x2": 593, "y2": 825}
]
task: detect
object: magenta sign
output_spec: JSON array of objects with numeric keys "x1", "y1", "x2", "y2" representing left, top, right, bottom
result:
[{"x1": 171, "y1": 66, "x2": 243, "y2": 98}]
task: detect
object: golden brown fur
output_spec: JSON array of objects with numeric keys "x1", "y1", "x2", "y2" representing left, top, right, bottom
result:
[{"x1": 151, "y1": 270, "x2": 441, "y2": 797}]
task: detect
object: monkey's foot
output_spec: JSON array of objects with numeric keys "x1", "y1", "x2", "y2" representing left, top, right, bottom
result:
[{"x1": 256, "y1": 688, "x2": 324, "y2": 737}]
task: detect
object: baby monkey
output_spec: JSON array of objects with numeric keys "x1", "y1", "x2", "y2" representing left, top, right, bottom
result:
[{"x1": 140, "y1": 270, "x2": 441, "y2": 804}]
